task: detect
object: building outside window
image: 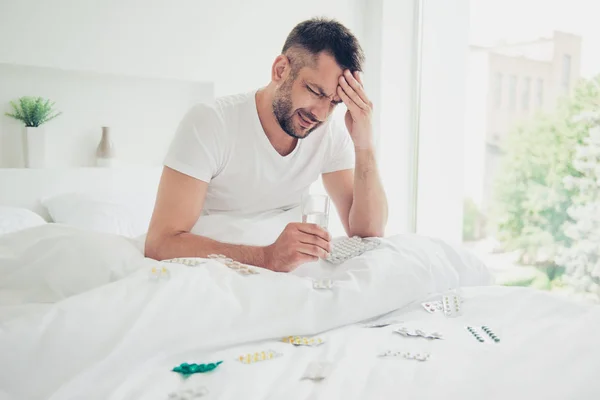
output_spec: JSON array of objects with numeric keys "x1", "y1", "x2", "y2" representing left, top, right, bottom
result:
[
  {"x1": 536, "y1": 78, "x2": 544, "y2": 108},
  {"x1": 494, "y1": 72, "x2": 503, "y2": 108},
  {"x1": 562, "y1": 54, "x2": 572, "y2": 92},
  {"x1": 522, "y1": 76, "x2": 531, "y2": 110},
  {"x1": 463, "y1": 1, "x2": 592, "y2": 303},
  {"x1": 509, "y1": 75, "x2": 517, "y2": 110}
]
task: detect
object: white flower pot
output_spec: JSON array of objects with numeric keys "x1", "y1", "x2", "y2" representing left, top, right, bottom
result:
[{"x1": 23, "y1": 126, "x2": 47, "y2": 168}]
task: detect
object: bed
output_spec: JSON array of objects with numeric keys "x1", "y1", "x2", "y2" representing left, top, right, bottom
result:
[{"x1": 0, "y1": 171, "x2": 599, "y2": 400}]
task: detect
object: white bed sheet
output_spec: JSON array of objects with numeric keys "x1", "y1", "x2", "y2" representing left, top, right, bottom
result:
[
  {"x1": 111, "y1": 286, "x2": 600, "y2": 400},
  {"x1": 0, "y1": 222, "x2": 597, "y2": 399}
]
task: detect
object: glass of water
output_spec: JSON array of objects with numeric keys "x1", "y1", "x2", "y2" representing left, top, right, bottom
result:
[{"x1": 301, "y1": 194, "x2": 330, "y2": 229}]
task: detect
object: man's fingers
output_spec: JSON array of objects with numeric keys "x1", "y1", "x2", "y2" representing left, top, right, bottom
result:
[
  {"x1": 344, "y1": 70, "x2": 370, "y2": 106},
  {"x1": 353, "y1": 70, "x2": 363, "y2": 85},
  {"x1": 338, "y1": 76, "x2": 368, "y2": 110},
  {"x1": 299, "y1": 233, "x2": 332, "y2": 253},
  {"x1": 337, "y1": 85, "x2": 362, "y2": 115},
  {"x1": 297, "y1": 223, "x2": 331, "y2": 242},
  {"x1": 297, "y1": 243, "x2": 329, "y2": 259}
]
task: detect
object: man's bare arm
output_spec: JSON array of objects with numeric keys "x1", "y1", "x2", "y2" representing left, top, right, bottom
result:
[
  {"x1": 348, "y1": 147, "x2": 387, "y2": 237},
  {"x1": 145, "y1": 167, "x2": 330, "y2": 272},
  {"x1": 322, "y1": 70, "x2": 388, "y2": 238},
  {"x1": 144, "y1": 167, "x2": 266, "y2": 264},
  {"x1": 322, "y1": 152, "x2": 388, "y2": 239}
]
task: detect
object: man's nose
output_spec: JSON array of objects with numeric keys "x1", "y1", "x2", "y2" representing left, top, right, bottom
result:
[{"x1": 310, "y1": 98, "x2": 331, "y2": 122}]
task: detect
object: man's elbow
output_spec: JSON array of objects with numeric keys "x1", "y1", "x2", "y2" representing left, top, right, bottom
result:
[
  {"x1": 368, "y1": 228, "x2": 386, "y2": 238},
  {"x1": 348, "y1": 224, "x2": 386, "y2": 238},
  {"x1": 144, "y1": 232, "x2": 169, "y2": 260},
  {"x1": 356, "y1": 230, "x2": 385, "y2": 238}
]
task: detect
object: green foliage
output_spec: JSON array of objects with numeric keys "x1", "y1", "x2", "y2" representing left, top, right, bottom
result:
[
  {"x1": 494, "y1": 266, "x2": 551, "y2": 289},
  {"x1": 556, "y1": 113, "x2": 600, "y2": 300},
  {"x1": 463, "y1": 197, "x2": 484, "y2": 241},
  {"x1": 5, "y1": 96, "x2": 62, "y2": 127},
  {"x1": 493, "y1": 75, "x2": 600, "y2": 267}
]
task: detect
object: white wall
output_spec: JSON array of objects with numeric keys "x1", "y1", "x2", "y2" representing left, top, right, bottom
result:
[
  {"x1": 376, "y1": 0, "x2": 420, "y2": 236},
  {"x1": 464, "y1": 51, "x2": 490, "y2": 206},
  {"x1": 416, "y1": 0, "x2": 470, "y2": 243},
  {"x1": 0, "y1": 0, "x2": 470, "y2": 241},
  {"x1": 0, "y1": 0, "x2": 367, "y2": 169},
  {"x1": 0, "y1": 0, "x2": 365, "y2": 97},
  {"x1": 0, "y1": 63, "x2": 212, "y2": 167},
  {"x1": 307, "y1": 0, "x2": 419, "y2": 238}
]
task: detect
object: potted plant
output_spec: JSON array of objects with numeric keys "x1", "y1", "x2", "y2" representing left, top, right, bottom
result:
[{"x1": 5, "y1": 96, "x2": 62, "y2": 168}]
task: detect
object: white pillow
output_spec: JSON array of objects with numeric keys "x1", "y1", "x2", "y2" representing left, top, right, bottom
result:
[
  {"x1": 0, "y1": 224, "x2": 146, "y2": 304},
  {"x1": 0, "y1": 207, "x2": 47, "y2": 235},
  {"x1": 41, "y1": 191, "x2": 156, "y2": 238}
]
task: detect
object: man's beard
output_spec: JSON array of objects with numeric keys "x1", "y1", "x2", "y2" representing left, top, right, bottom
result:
[{"x1": 272, "y1": 78, "x2": 322, "y2": 139}]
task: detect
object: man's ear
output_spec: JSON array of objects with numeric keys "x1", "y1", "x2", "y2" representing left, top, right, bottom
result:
[{"x1": 271, "y1": 54, "x2": 291, "y2": 85}]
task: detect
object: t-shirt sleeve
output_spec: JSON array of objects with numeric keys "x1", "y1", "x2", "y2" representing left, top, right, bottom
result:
[
  {"x1": 321, "y1": 118, "x2": 356, "y2": 174},
  {"x1": 163, "y1": 104, "x2": 225, "y2": 183}
]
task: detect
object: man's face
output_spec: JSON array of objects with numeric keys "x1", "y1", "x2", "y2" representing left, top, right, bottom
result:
[{"x1": 272, "y1": 52, "x2": 344, "y2": 139}]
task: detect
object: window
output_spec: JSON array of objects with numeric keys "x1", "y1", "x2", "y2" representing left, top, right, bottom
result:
[
  {"x1": 522, "y1": 77, "x2": 531, "y2": 110},
  {"x1": 494, "y1": 72, "x2": 503, "y2": 108},
  {"x1": 462, "y1": 1, "x2": 594, "y2": 305},
  {"x1": 562, "y1": 54, "x2": 571, "y2": 92},
  {"x1": 536, "y1": 78, "x2": 544, "y2": 108},
  {"x1": 509, "y1": 75, "x2": 517, "y2": 110}
]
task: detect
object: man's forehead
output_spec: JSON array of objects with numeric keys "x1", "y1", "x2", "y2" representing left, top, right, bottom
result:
[{"x1": 300, "y1": 52, "x2": 343, "y2": 95}]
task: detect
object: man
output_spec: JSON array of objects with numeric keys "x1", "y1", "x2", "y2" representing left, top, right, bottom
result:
[{"x1": 145, "y1": 18, "x2": 388, "y2": 272}]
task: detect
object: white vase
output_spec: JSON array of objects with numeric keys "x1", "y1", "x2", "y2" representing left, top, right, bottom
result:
[
  {"x1": 23, "y1": 126, "x2": 47, "y2": 168},
  {"x1": 96, "y1": 126, "x2": 116, "y2": 167}
]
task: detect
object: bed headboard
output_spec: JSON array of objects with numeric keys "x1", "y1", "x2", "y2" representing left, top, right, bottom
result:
[
  {"x1": 0, "y1": 167, "x2": 162, "y2": 220},
  {"x1": 0, "y1": 63, "x2": 214, "y2": 168}
]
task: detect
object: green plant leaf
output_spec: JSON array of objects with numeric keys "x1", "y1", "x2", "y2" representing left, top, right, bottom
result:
[{"x1": 4, "y1": 96, "x2": 62, "y2": 127}]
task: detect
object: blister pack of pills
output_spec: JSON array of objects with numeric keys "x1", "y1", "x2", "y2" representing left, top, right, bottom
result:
[
  {"x1": 313, "y1": 278, "x2": 334, "y2": 290},
  {"x1": 171, "y1": 361, "x2": 222, "y2": 377},
  {"x1": 325, "y1": 236, "x2": 381, "y2": 264},
  {"x1": 378, "y1": 350, "x2": 430, "y2": 362},
  {"x1": 466, "y1": 326, "x2": 501, "y2": 343},
  {"x1": 163, "y1": 258, "x2": 207, "y2": 267},
  {"x1": 237, "y1": 350, "x2": 282, "y2": 364},
  {"x1": 362, "y1": 319, "x2": 403, "y2": 328},
  {"x1": 421, "y1": 301, "x2": 443, "y2": 314},
  {"x1": 149, "y1": 266, "x2": 170, "y2": 281},
  {"x1": 301, "y1": 361, "x2": 333, "y2": 381},
  {"x1": 282, "y1": 336, "x2": 325, "y2": 347},
  {"x1": 442, "y1": 293, "x2": 462, "y2": 318},
  {"x1": 208, "y1": 254, "x2": 259, "y2": 276},
  {"x1": 167, "y1": 386, "x2": 209, "y2": 399},
  {"x1": 393, "y1": 327, "x2": 443, "y2": 340}
]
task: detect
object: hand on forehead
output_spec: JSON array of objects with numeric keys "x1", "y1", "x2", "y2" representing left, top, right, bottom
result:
[{"x1": 290, "y1": 50, "x2": 344, "y2": 100}]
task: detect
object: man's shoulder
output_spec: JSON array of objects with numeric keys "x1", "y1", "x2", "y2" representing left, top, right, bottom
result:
[
  {"x1": 213, "y1": 91, "x2": 255, "y2": 112},
  {"x1": 187, "y1": 91, "x2": 254, "y2": 120}
]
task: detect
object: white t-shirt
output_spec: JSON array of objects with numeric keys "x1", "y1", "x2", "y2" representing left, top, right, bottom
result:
[{"x1": 164, "y1": 91, "x2": 355, "y2": 218}]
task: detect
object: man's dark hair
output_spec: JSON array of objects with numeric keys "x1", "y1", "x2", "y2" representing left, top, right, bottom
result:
[{"x1": 282, "y1": 18, "x2": 364, "y2": 74}]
